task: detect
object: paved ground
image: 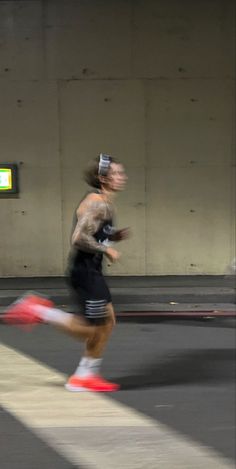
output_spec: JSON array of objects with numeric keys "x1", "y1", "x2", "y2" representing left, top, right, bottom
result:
[{"x1": 0, "y1": 317, "x2": 235, "y2": 468}]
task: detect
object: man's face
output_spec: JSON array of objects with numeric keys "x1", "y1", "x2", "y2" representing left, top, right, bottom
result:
[{"x1": 106, "y1": 163, "x2": 127, "y2": 192}]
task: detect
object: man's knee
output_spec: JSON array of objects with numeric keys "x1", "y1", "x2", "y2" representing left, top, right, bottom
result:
[
  {"x1": 105, "y1": 303, "x2": 116, "y2": 327},
  {"x1": 106, "y1": 315, "x2": 115, "y2": 332}
]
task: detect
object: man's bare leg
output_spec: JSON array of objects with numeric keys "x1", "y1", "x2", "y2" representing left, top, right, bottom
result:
[
  {"x1": 66, "y1": 303, "x2": 119, "y2": 391},
  {"x1": 3, "y1": 296, "x2": 119, "y2": 391},
  {"x1": 85, "y1": 303, "x2": 115, "y2": 357}
]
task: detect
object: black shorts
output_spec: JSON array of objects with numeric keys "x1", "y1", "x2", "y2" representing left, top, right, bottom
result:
[{"x1": 66, "y1": 260, "x2": 112, "y2": 325}]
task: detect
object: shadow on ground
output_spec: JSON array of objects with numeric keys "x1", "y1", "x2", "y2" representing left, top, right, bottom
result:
[{"x1": 115, "y1": 349, "x2": 236, "y2": 390}]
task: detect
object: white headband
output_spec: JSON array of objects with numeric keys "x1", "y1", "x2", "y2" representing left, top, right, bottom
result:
[{"x1": 98, "y1": 153, "x2": 111, "y2": 176}]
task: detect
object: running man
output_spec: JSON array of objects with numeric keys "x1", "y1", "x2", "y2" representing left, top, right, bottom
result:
[{"x1": 3, "y1": 154, "x2": 129, "y2": 392}]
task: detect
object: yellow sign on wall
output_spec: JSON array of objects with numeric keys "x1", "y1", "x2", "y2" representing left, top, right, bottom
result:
[
  {"x1": 0, "y1": 164, "x2": 18, "y2": 195},
  {"x1": 0, "y1": 168, "x2": 12, "y2": 190}
]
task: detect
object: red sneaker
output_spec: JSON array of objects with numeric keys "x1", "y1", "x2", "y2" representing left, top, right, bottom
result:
[
  {"x1": 65, "y1": 374, "x2": 120, "y2": 392},
  {"x1": 3, "y1": 293, "x2": 53, "y2": 328}
]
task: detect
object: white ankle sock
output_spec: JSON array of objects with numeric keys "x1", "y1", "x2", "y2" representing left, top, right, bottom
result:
[
  {"x1": 74, "y1": 357, "x2": 89, "y2": 377},
  {"x1": 32, "y1": 305, "x2": 72, "y2": 326},
  {"x1": 87, "y1": 357, "x2": 102, "y2": 375},
  {"x1": 75, "y1": 357, "x2": 102, "y2": 377}
]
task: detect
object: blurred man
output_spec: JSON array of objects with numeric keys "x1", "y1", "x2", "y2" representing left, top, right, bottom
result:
[{"x1": 4, "y1": 154, "x2": 129, "y2": 392}]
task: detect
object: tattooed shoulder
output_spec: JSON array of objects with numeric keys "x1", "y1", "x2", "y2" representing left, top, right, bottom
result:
[
  {"x1": 77, "y1": 193, "x2": 113, "y2": 220},
  {"x1": 71, "y1": 193, "x2": 113, "y2": 252}
]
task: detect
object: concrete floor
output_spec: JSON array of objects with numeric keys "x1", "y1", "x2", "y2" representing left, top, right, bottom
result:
[{"x1": 0, "y1": 317, "x2": 235, "y2": 468}]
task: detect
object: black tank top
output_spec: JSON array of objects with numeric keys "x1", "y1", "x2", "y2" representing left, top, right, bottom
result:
[{"x1": 68, "y1": 191, "x2": 114, "y2": 270}]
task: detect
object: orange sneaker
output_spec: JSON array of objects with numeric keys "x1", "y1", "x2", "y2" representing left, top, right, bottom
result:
[
  {"x1": 65, "y1": 374, "x2": 120, "y2": 392},
  {"x1": 3, "y1": 293, "x2": 54, "y2": 329}
]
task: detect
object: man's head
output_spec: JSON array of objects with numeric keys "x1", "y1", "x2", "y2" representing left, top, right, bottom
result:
[{"x1": 84, "y1": 154, "x2": 127, "y2": 192}]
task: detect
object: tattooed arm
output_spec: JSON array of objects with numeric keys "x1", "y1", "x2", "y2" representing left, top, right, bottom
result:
[{"x1": 71, "y1": 194, "x2": 111, "y2": 254}]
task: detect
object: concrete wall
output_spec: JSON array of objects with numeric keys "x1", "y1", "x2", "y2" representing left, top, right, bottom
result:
[{"x1": 0, "y1": 0, "x2": 235, "y2": 276}]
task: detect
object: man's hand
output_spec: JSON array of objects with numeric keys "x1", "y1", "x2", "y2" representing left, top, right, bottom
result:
[
  {"x1": 105, "y1": 247, "x2": 120, "y2": 263},
  {"x1": 110, "y1": 228, "x2": 130, "y2": 242}
]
